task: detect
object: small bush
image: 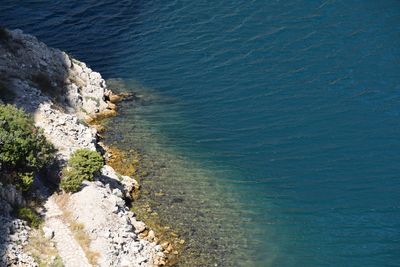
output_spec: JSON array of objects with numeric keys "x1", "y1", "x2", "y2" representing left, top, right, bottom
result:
[
  {"x1": 17, "y1": 207, "x2": 42, "y2": 228},
  {"x1": 0, "y1": 104, "x2": 55, "y2": 170},
  {"x1": 69, "y1": 149, "x2": 103, "y2": 181},
  {"x1": 17, "y1": 172, "x2": 34, "y2": 192},
  {"x1": 0, "y1": 104, "x2": 55, "y2": 190},
  {"x1": 60, "y1": 149, "x2": 103, "y2": 193},
  {"x1": 60, "y1": 168, "x2": 82, "y2": 193}
]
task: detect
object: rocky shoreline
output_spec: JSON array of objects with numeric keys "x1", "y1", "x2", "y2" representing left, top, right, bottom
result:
[{"x1": 0, "y1": 28, "x2": 166, "y2": 266}]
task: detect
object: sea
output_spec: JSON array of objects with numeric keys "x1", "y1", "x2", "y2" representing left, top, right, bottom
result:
[{"x1": 1, "y1": 1, "x2": 400, "y2": 266}]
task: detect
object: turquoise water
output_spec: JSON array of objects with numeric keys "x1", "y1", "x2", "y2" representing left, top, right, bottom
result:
[{"x1": 2, "y1": 1, "x2": 400, "y2": 266}]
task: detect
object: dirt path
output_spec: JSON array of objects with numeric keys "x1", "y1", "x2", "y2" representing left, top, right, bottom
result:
[{"x1": 44, "y1": 196, "x2": 92, "y2": 267}]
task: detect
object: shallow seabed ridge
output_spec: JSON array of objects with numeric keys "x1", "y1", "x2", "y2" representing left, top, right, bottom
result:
[{"x1": 103, "y1": 79, "x2": 271, "y2": 267}]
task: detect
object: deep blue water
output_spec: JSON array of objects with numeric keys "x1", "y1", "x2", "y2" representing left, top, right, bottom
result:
[{"x1": 2, "y1": 1, "x2": 400, "y2": 266}]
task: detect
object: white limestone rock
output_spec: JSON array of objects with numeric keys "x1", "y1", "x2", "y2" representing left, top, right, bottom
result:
[{"x1": 68, "y1": 181, "x2": 165, "y2": 267}]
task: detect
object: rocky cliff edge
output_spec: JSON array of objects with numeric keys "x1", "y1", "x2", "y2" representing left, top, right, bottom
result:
[{"x1": 0, "y1": 28, "x2": 166, "y2": 267}]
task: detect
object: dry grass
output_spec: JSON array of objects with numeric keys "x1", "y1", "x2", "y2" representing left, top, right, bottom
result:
[
  {"x1": 54, "y1": 193, "x2": 100, "y2": 265},
  {"x1": 67, "y1": 218, "x2": 99, "y2": 265},
  {"x1": 54, "y1": 192, "x2": 69, "y2": 208},
  {"x1": 26, "y1": 229, "x2": 64, "y2": 267}
]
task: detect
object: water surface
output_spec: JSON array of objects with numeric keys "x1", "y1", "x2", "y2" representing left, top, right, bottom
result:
[{"x1": 1, "y1": 1, "x2": 400, "y2": 266}]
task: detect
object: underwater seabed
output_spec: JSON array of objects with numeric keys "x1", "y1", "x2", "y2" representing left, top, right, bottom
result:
[{"x1": 102, "y1": 79, "x2": 275, "y2": 266}]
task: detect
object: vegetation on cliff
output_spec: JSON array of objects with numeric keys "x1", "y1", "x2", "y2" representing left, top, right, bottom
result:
[
  {"x1": 16, "y1": 207, "x2": 42, "y2": 228},
  {"x1": 60, "y1": 149, "x2": 103, "y2": 192},
  {"x1": 0, "y1": 104, "x2": 55, "y2": 191}
]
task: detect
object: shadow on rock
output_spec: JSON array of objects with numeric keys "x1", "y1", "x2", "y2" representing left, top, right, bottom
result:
[{"x1": 0, "y1": 26, "x2": 116, "y2": 266}]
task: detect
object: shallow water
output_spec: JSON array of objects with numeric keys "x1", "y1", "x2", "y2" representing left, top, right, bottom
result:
[
  {"x1": 1, "y1": 1, "x2": 400, "y2": 266},
  {"x1": 103, "y1": 79, "x2": 265, "y2": 266}
]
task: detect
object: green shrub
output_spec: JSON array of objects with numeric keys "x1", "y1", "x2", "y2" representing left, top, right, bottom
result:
[
  {"x1": 17, "y1": 207, "x2": 42, "y2": 228},
  {"x1": 17, "y1": 172, "x2": 34, "y2": 192},
  {"x1": 69, "y1": 149, "x2": 103, "y2": 181},
  {"x1": 0, "y1": 104, "x2": 55, "y2": 190},
  {"x1": 60, "y1": 168, "x2": 82, "y2": 193},
  {"x1": 60, "y1": 149, "x2": 103, "y2": 193}
]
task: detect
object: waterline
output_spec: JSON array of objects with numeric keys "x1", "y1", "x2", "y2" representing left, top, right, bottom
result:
[{"x1": 102, "y1": 79, "x2": 266, "y2": 266}]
